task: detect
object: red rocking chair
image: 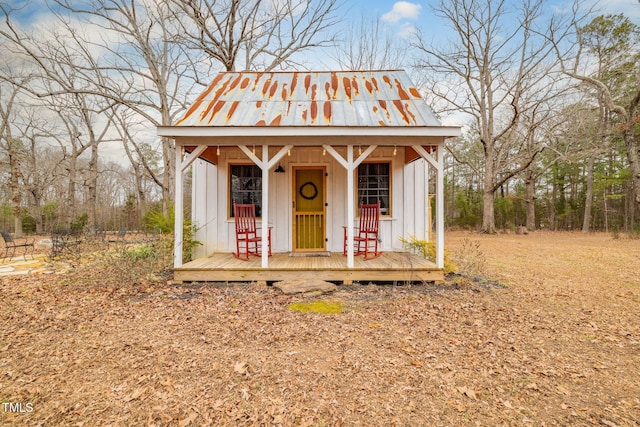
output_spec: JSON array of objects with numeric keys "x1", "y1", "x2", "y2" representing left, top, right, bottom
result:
[
  {"x1": 233, "y1": 202, "x2": 272, "y2": 261},
  {"x1": 343, "y1": 201, "x2": 382, "y2": 260}
]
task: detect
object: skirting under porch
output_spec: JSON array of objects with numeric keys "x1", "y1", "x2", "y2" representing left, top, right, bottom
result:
[{"x1": 174, "y1": 251, "x2": 443, "y2": 284}]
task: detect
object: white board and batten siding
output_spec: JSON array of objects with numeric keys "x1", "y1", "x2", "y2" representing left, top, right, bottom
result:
[{"x1": 190, "y1": 146, "x2": 431, "y2": 259}]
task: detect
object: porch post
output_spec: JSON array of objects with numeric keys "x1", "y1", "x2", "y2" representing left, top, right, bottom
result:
[
  {"x1": 425, "y1": 161, "x2": 430, "y2": 242},
  {"x1": 346, "y1": 145, "x2": 355, "y2": 268},
  {"x1": 174, "y1": 147, "x2": 184, "y2": 268},
  {"x1": 412, "y1": 145, "x2": 444, "y2": 269},
  {"x1": 323, "y1": 144, "x2": 377, "y2": 269},
  {"x1": 261, "y1": 144, "x2": 269, "y2": 268},
  {"x1": 436, "y1": 146, "x2": 445, "y2": 269}
]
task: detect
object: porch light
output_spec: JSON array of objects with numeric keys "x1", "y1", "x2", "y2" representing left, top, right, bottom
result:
[
  {"x1": 393, "y1": 145, "x2": 397, "y2": 156},
  {"x1": 287, "y1": 148, "x2": 291, "y2": 156},
  {"x1": 275, "y1": 164, "x2": 285, "y2": 173},
  {"x1": 322, "y1": 147, "x2": 326, "y2": 156},
  {"x1": 216, "y1": 146, "x2": 220, "y2": 156}
]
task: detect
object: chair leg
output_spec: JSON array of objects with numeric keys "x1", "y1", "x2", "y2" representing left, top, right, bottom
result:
[
  {"x1": 234, "y1": 237, "x2": 250, "y2": 261},
  {"x1": 343, "y1": 229, "x2": 347, "y2": 256},
  {"x1": 248, "y1": 239, "x2": 258, "y2": 257}
]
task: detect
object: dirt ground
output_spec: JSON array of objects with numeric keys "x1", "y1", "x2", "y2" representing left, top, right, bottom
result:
[{"x1": 1, "y1": 231, "x2": 639, "y2": 426}]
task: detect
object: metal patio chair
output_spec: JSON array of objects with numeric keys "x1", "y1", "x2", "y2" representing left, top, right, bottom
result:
[{"x1": 1, "y1": 230, "x2": 35, "y2": 261}]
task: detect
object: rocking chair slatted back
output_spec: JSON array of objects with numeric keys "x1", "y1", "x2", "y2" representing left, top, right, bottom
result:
[
  {"x1": 233, "y1": 202, "x2": 272, "y2": 260},
  {"x1": 343, "y1": 201, "x2": 382, "y2": 260},
  {"x1": 358, "y1": 203, "x2": 380, "y2": 235},
  {"x1": 234, "y1": 203, "x2": 258, "y2": 236}
]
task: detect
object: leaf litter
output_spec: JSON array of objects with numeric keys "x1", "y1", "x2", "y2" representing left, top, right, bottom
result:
[{"x1": 0, "y1": 231, "x2": 639, "y2": 426}]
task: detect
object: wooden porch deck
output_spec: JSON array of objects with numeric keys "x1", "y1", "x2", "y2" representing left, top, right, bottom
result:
[{"x1": 174, "y1": 251, "x2": 443, "y2": 283}]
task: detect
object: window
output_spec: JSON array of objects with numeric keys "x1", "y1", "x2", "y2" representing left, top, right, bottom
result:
[
  {"x1": 357, "y1": 162, "x2": 390, "y2": 215},
  {"x1": 229, "y1": 164, "x2": 262, "y2": 217}
]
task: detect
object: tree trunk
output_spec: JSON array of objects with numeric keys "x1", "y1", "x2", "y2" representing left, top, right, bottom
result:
[
  {"x1": 66, "y1": 156, "x2": 78, "y2": 229},
  {"x1": 87, "y1": 138, "x2": 99, "y2": 230},
  {"x1": 582, "y1": 155, "x2": 595, "y2": 232},
  {"x1": 552, "y1": 167, "x2": 564, "y2": 231},
  {"x1": 525, "y1": 169, "x2": 536, "y2": 231},
  {"x1": 623, "y1": 126, "x2": 640, "y2": 222},
  {"x1": 30, "y1": 188, "x2": 43, "y2": 234},
  {"x1": 161, "y1": 136, "x2": 175, "y2": 215},
  {"x1": 8, "y1": 139, "x2": 24, "y2": 237},
  {"x1": 13, "y1": 212, "x2": 23, "y2": 238},
  {"x1": 481, "y1": 163, "x2": 497, "y2": 234},
  {"x1": 481, "y1": 147, "x2": 496, "y2": 233}
]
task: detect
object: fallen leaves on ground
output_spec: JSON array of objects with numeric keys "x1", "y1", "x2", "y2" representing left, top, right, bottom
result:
[{"x1": 0, "y1": 231, "x2": 639, "y2": 426}]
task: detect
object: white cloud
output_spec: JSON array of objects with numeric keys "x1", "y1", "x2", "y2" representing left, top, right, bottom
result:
[
  {"x1": 382, "y1": 1, "x2": 422, "y2": 24},
  {"x1": 398, "y1": 22, "x2": 418, "y2": 38}
]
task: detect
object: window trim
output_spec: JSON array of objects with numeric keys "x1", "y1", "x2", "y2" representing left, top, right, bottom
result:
[
  {"x1": 355, "y1": 161, "x2": 392, "y2": 217},
  {"x1": 228, "y1": 163, "x2": 263, "y2": 219}
]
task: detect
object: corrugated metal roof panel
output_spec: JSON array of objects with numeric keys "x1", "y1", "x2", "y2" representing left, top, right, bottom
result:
[{"x1": 175, "y1": 70, "x2": 441, "y2": 127}]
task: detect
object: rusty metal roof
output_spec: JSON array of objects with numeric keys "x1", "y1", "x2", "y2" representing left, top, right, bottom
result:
[{"x1": 175, "y1": 70, "x2": 442, "y2": 127}]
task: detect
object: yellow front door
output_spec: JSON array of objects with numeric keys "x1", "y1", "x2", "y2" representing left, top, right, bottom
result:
[{"x1": 293, "y1": 167, "x2": 326, "y2": 251}]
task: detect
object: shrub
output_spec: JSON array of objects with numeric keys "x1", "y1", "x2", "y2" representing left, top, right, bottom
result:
[
  {"x1": 450, "y1": 238, "x2": 486, "y2": 277},
  {"x1": 70, "y1": 213, "x2": 89, "y2": 232},
  {"x1": 21, "y1": 213, "x2": 36, "y2": 234},
  {"x1": 141, "y1": 205, "x2": 200, "y2": 263},
  {"x1": 106, "y1": 235, "x2": 174, "y2": 284},
  {"x1": 399, "y1": 234, "x2": 457, "y2": 274}
]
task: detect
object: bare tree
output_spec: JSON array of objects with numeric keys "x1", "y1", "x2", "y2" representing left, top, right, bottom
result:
[
  {"x1": 110, "y1": 106, "x2": 164, "y2": 211},
  {"x1": 51, "y1": 0, "x2": 200, "y2": 214},
  {"x1": 552, "y1": 14, "x2": 640, "y2": 223},
  {"x1": 332, "y1": 13, "x2": 405, "y2": 70},
  {"x1": 1, "y1": 5, "x2": 119, "y2": 229},
  {"x1": 170, "y1": 0, "x2": 341, "y2": 72},
  {"x1": 21, "y1": 132, "x2": 64, "y2": 234},
  {"x1": 0, "y1": 79, "x2": 26, "y2": 236},
  {"x1": 413, "y1": 0, "x2": 579, "y2": 233}
]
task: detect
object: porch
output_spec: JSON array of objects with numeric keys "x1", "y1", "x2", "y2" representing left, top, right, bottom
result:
[{"x1": 174, "y1": 251, "x2": 443, "y2": 284}]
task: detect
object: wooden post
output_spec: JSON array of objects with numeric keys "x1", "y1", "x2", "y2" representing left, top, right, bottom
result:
[
  {"x1": 425, "y1": 162, "x2": 430, "y2": 242},
  {"x1": 239, "y1": 144, "x2": 291, "y2": 268},
  {"x1": 174, "y1": 147, "x2": 184, "y2": 268},
  {"x1": 436, "y1": 146, "x2": 445, "y2": 269},
  {"x1": 412, "y1": 145, "x2": 444, "y2": 269},
  {"x1": 261, "y1": 145, "x2": 269, "y2": 268},
  {"x1": 346, "y1": 145, "x2": 355, "y2": 268},
  {"x1": 322, "y1": 144, "x2": 376, "y2": 269}
]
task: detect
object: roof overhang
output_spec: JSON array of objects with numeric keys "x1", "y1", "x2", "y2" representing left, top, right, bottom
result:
[{"x1": 158, "y1": 125, "x2": 461, "y2": 142}]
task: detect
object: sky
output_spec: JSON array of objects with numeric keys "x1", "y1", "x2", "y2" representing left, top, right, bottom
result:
[
  {"x1": 3, "y1": 0, "x2": 640, "y2": 164},
  {"x1": 347, "y1": 0, "x2": 640, "y2": 40}
]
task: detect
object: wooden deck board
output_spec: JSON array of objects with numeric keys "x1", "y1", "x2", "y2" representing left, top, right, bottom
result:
[{"x1": 174, "y1": 252, "x2": 443, "y2": 283}]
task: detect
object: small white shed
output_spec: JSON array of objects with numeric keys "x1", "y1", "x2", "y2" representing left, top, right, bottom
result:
[{"x1": 157, "y1": 70, "x2": 460, "y2": 283}]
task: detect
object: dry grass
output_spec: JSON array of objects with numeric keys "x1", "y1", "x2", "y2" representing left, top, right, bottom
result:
[{"x1": 0, "y1": 231, "x2": 639, "y2": 426}]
